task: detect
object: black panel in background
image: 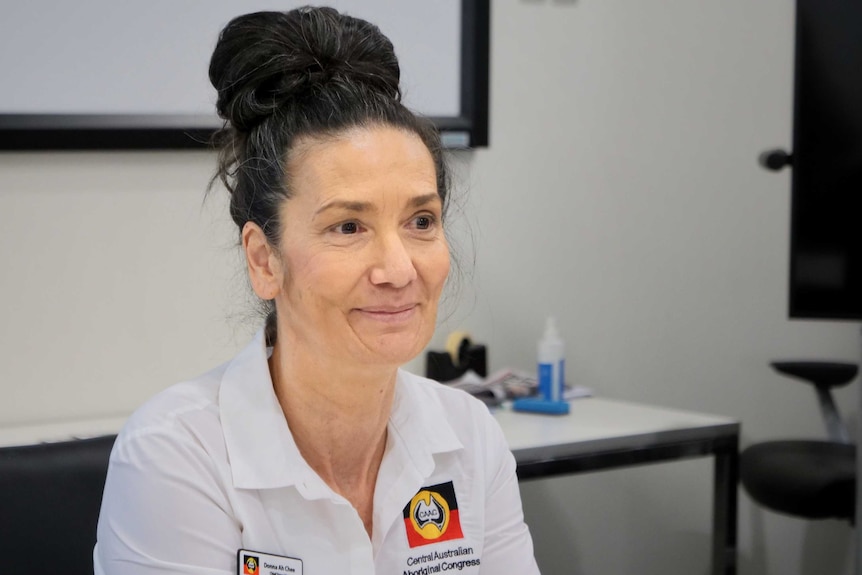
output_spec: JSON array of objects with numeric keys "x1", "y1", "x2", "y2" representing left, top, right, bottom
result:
[{"x1": 789, "y1": 0, "x2": 862, "y2": 320}]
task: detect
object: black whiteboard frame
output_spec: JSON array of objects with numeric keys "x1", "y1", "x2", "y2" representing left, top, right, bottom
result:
[{"x1": 0, "y1": 0, "x2": 489, "y2": 151}]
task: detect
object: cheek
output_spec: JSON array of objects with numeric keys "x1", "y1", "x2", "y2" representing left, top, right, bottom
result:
[
  {"x1": 283, "y1": 248, "x2": 362, "y2": 306},
  {"x1": 419, "y1": 243, "x2": 451, "y2": 294}
]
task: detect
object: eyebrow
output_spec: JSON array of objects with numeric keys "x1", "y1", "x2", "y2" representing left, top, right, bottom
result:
[
  {"x1": 314, "y1": 192, "x2": 441, "y2": 217},
  {"x1": 409, "y1": 192, "x2": 442, "y2": 209},
  {"x1": 314, "y1": 200, "x2": 373, "y2": 217}
]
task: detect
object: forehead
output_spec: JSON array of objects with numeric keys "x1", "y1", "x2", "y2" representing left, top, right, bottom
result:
[{"x1": 286, "y1": 126, "x2": 438, "y2": 203}]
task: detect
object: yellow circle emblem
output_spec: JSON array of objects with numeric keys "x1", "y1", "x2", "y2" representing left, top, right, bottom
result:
[{"x1": 409, "y1": 489, "x2": 450, "y2": 539}]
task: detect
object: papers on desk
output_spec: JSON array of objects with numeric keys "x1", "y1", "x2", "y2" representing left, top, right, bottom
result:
[
  {"x1": 443, "y1": 368, "x2": 592, "y2": 407},
  {"x1": 563, "y1": 385, "x2": 593, "y2": 400}
]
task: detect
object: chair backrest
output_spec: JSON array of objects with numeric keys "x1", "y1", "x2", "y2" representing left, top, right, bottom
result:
[{"x1": 0, "y1": 435, "x2": 116, "y2": 575}]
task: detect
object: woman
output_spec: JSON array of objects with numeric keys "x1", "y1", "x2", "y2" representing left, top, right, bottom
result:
[{"x1": 94, "y1": 7, "x2": 539, "y2": 574}]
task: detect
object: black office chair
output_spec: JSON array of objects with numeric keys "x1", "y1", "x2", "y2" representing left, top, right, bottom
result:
[
  {"x1": 740, "y1": 362, "x2": 858, "y2": 522},
  {"x1": 0, "y1": 435, "x2": 116, "y2": 575}
]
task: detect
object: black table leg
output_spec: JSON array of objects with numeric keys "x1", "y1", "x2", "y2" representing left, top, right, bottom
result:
[{"x1": 712, "y1": 436, "x2": 739, "y2": 574}]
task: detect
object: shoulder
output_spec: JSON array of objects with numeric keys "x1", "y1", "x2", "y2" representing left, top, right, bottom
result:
[
  {"x1": 398, "y1": 370, "x2": 493, "y2": 417},
  {"x1": 395, "y1": 370, "x2": 505, "y2": 448},
  {"x1": 112, "y1": 362, "x2": 229, "y2": 459}
]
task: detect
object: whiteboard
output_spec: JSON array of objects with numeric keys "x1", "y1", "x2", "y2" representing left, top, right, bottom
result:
[{"x1": 0, "y1": 1, "x2": 488, "y2": 148}]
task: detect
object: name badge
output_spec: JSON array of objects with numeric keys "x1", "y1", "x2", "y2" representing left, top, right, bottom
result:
[{"x1": 238, "y1": 549, "x2": 303, "y2": 575}]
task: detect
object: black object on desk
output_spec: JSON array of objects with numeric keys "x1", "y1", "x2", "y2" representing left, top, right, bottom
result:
[{"x1": 426, "y1": 340, "x2": 487, "y2": 382}]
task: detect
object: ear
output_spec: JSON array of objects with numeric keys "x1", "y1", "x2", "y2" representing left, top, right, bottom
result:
[{"x1": 242, "y1": 222, "x2": 283, "y2": 301}]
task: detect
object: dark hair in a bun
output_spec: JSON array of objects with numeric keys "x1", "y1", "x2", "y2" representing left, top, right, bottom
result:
[{"x1": 209, "y1": 7, "x2": 449, "y2": 248}]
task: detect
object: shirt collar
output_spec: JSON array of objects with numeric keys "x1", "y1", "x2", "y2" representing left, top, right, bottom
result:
[
  {"x1": 388, "y1": 370, "x2": 464, "y2": 477},
  {"x1": 219, "y1": 329, "x2": 309, "y2": 490},
  {"x1": 219, "y1": 329, "x2": 464, "y2": 491}
]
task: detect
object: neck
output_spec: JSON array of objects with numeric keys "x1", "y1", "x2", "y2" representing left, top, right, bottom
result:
[{"x1": 269, "y1": 333, "x2": 397, "y2": 516}]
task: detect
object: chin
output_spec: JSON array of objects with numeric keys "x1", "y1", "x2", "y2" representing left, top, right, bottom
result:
[
  {"x1": 357, "y1": 331, "x2": 429, "y2": 368},
  {"x1": 347, "y1": 312, "x2": 435, "y2": 366}
]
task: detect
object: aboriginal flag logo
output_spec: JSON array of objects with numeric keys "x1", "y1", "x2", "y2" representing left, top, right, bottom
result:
[
  {"x1": 403, "y1": 481, "x2": 464, "y2": 548},
  {"x1": 243, "y1": 555, "x2": 259, "y2": 575}
]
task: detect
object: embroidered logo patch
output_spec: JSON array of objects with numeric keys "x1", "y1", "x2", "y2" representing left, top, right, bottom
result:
[
  {"x1": 243, "y1": 555, "x2": 259, "y2": 575},
  {"x1": 403, "y1": 481, "x2": 464, "y2": 548}
]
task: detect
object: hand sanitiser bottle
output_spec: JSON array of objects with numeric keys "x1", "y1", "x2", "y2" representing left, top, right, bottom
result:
[
  {"x1": 513, "y1": 317, "x2": 570, "y2": 415},
  {"x1": 538, "y1": 317, "x2": 565, "y2": 402}
]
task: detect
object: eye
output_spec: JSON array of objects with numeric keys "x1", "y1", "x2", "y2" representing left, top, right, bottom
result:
[
  {"x1": 412, "y1": 214, "x2": 437, "y2": 230},
  {"x1": 336, "y1": 221, "x2": 359, "y2": 234}
]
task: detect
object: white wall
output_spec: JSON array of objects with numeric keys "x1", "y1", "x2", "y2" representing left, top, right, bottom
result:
[{"x1": 1, "y1": 1, "x2": 860, "y2": 574}]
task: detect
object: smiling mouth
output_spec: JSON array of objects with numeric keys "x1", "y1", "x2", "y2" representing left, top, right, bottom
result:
[{"x1": 356, "y1": 304, "x2": 419, "y2": 322}]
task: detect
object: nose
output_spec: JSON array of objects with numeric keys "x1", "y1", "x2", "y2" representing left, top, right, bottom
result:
[{"x1": 369, "y1": 232, "x2": 418, "y2": 288}]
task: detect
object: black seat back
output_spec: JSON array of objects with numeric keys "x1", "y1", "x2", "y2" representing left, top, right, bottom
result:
[{"x1": 0, "y1": 435, "x2": 116, "y2": 575}]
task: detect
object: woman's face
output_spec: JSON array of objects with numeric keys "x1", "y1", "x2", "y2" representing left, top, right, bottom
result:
[{"x1": 269, "y1": 126, "x2": 450, "y2": 369}]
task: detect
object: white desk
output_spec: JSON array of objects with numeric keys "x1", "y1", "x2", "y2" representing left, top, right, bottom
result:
[{"x1": 495, "y1": 397, "x2": 740, "y2": 575}]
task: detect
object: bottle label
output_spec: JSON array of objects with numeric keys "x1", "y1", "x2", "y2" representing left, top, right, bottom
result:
[
  {"x1": 539, "y1": 363, "x2": 553, "y2": 400},
  {"x1": 539, "y1": 361, "x2": 564, "y2": 402}
]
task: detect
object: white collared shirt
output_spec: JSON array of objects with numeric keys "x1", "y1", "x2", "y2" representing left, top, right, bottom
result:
[{"x1": 94, "y1": 330, "x2": 539, "y2": 575}]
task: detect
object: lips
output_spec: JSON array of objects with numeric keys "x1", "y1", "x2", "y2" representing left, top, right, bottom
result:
[
  {"x1": 359, "y1": 304, "x2": 418, "y2": 314},
  {"x1": 355, "y1": 304, "x2": 419, "y2": 323}
]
